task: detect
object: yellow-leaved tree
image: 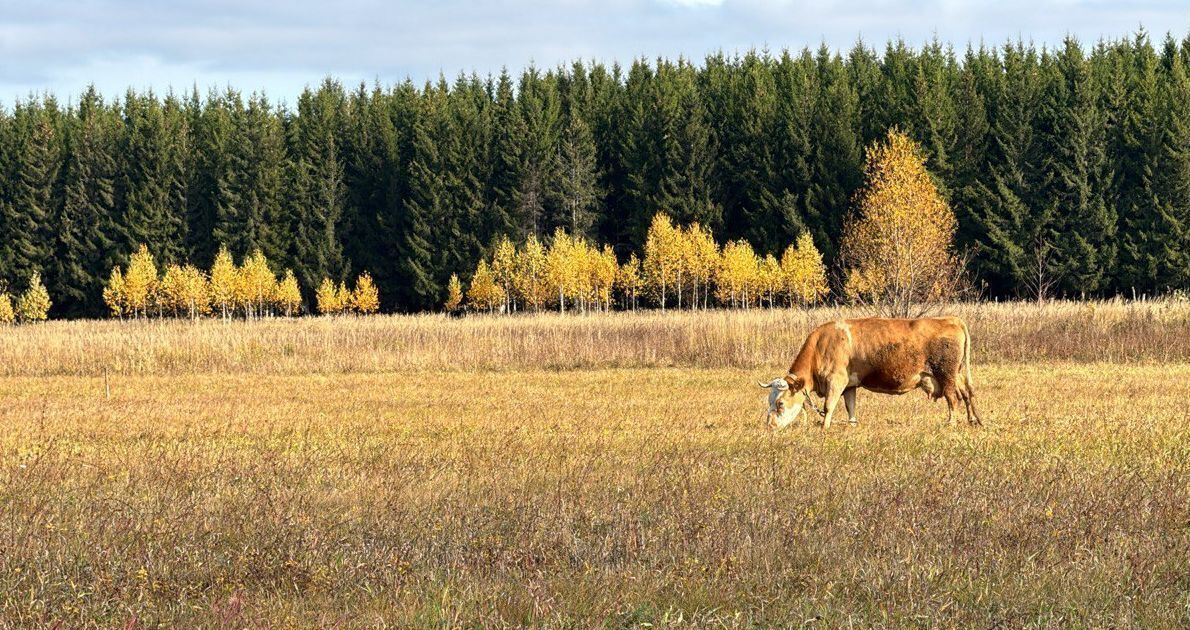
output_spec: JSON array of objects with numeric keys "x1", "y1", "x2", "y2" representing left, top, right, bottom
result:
[
  {"x1": 444, "y1": 274, "x2": 463, "y2": 312},
  {"x1": 103, "y1": 267, "x2": 126, "y2": 318},
  {"x1": 0, "y1": 291, "x2": 14, "y2": 324},
  {"x1": 758, "y1": 254, "x2": 782, "y2": 308},
  {"x1": 15, "y1": 271, "x2": 52, "y2": 323},
  {"x1": 123, "y1": 245, "x2": 158, "y2": 318},
  {"x1": 466, "y1": 259, "x2": 504, "y2": 313},
  {"x1": 352, "y1": 272, "x2": 380, "y2": 314},
  {"x1": 516, "y1": 235, "x2": 549, "y2": 312},
  {"x1": 617, "y1": 254, "x2": 642, "y2": 311},
  {"x1": 275, "y1": 269, "x2": 302, "y2": 316},
  {"x1": 545, "y1": 229, "x2": 578, "y2": 312},
  {"x1": 591, "y1": 245, "x2": 618, "y2": 312},
  {"x1": 490, "y1": 235, "x2": 518, "y2": 313},
  {"x1": 178, "y1": 265, "x2": 211, "y2": 319},
  {"x1": 336, "y1": 281, "x2": 353, "y2": 315},
  {"x1": 158, "y1": 265, "x2": 189, "y2": 317},
  {"x1": 780, "y1": 232, "x2": 829, "y2": 307},
  {"x1": 716, "y1": 239, "x2": 759, "y2": 308},
  {"x1": 840, "y1": 129, "x2": 962, "y2": 316},
  {"x1": 642, "y1": 213, "x2": 680, "y2": 310},
  {"x1": 237, "y1": 250, "x2": 277, "y2": 319},
  {"x1": 315, "y1": 278, "x2": 342, "y2": 315},
  {"x1": 209, "y1": 246, "x2": 237, "y2": 319},
  {"x1": 685, "y1": 223, "x2": 719, "y2": 310}
]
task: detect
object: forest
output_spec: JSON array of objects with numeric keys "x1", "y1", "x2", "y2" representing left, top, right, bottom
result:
[{"x1": 1, "y1": 31, "x2": 1188, "y2": 317}]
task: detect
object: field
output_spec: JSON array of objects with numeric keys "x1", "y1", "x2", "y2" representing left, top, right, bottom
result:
[{"x1": 1, "y1": 302, "x2": 1189, "y2": 627}]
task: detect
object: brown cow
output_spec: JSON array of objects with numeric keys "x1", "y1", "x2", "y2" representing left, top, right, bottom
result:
[{"x1": 760, "y1": 316, "x2": 980, "y2": 429}]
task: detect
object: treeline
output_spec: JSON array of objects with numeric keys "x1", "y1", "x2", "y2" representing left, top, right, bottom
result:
[
  {"x1": 2, "y1": 32, "x2": 1189, "y2": 317},
  {"x1": 103, "y1": 244, "x2": 378, "y2": 320},
  {"x1": 454, "y1": 215, "x2": 828, "y2": 313}
]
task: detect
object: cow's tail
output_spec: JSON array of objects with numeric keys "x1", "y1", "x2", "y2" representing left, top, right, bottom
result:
[{"x1": 961, "y1": 319, "x2": 974, "y2": 387}]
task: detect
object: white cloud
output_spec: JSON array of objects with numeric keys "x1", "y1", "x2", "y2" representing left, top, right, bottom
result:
[{"x1": 1, "y1": 0, "x2": 1186, "y2": 105}]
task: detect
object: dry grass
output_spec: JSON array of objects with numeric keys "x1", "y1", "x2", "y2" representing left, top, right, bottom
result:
[
  {"x1": 2, "y1": 300, "x2": 1190, "y2": 377},
  {"x1": 1, "y1": 304, "x2": 1189, "y2": 626}
]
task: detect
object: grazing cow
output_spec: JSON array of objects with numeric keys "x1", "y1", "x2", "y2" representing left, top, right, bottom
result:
[{"x1": 760, "y1": 316, "x2": 980, "y2": 429}]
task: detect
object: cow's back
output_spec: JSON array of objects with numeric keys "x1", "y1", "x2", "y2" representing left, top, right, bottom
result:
[{"x1": 838, "y1": 317, "x2": 968, "y2": 394}]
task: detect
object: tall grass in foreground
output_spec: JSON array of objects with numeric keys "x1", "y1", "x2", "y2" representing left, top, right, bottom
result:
[
  {"x1": 2, "y1": 299, "x2": 1189, "y2": 377},
  {"x1": 1, "y1": 366, "x2": 1187, "y2": 626}
]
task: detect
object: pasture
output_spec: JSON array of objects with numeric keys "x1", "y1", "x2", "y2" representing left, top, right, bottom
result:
[{"x1": 1, "y1": 302, "x2": 1189, "y2": 627}]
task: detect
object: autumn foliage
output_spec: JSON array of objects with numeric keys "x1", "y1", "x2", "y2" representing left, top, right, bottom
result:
[
  {"x1": 841, "y1": 129, "x2": 962, "y2": 316},
  {"x1": 456, "y1": 214, "x2": 829, "y2": 313},
  {"x1": 101, "y1": 244, "x2": 382, "y2": 320},
  {"x1": 0, "y1": 272, "x2": 53, "y2": 324}
]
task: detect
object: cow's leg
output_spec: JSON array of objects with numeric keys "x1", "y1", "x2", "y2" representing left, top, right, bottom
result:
[
  {"x1": 843, "y1": 387, "x2": 858, "y2": 425},
  {"x1": 962, "y1": 382, "x2": 981, "y2": 426},
  {"x1": 941, "y1": 381, "x2": 959, "y2": 426},
  {"x1": 821, "y1": 378, "x2": 846, "y2": 430}
]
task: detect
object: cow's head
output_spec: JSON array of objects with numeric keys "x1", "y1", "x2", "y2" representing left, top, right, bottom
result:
[{"x1": 759, "y1": 375, "x2": 806, "y2": 429}]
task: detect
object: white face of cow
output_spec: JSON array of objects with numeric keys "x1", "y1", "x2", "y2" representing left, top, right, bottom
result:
[{"x1": 759, "y1": 377, "x2": 806, "y2": 429}]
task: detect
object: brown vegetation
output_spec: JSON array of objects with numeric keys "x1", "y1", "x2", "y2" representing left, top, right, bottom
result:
[
  {"x1": 2, "y1": 301, "x2": 1189, "y2": 625},
  {"x1": 2, "y1": 300, "x2": 1189, "y2": 378},
  {"x1": 1, "y1": 365, "x2": 1187, "y2": 625}
]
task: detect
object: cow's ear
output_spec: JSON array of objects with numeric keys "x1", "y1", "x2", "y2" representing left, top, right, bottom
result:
[{"x1": 783, "y1": 375, "x2": 803, "y2": 391}]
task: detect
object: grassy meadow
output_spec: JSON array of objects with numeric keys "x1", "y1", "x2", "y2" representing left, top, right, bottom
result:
[{"x1": 1, "y1": 301, "x2": 1189, "y2": 626}]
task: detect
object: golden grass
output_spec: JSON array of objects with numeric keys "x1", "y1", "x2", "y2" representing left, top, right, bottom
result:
[
  {"x1": 2, "y1": 303, "x2": 1189, "y2": 625},
  {"x1": 2, "y1": 299, "x2": 1190, "y2": 377},
  {"x1": 2, "y1": 362, "x2": 1189, "y2": 626}
]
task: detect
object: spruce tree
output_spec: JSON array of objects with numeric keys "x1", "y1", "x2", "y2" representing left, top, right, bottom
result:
[
  {"x1": 397, "y1": 81, "x2": 448, "y2": 310},
  {"x1": 1, "y1": 99, "x2": 61, "y2": 288},
  {"x1": 1035, "y1": 38, "x2": 1116, "y2": 295},
  {"x1": 53, "y1": 89, "x2": 118, "y2": 317},
  {"x1": 1113, "y1": 33, "x2": 1163, "y2": 294}
]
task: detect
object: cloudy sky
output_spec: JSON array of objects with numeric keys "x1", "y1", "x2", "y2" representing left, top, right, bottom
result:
[{"x1": 1, "y1": 0, "x2": 1187, "y2": 105}]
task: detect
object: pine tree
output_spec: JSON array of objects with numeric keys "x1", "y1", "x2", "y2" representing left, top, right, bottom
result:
[
  {"x1": 554, "y1": 113, "x2": 601, "y2": 237},
  {"x1": 187, "y1": 89, "x2": 236, "y2": 268},
  {"x1": 1148, "y1": 36, "x2": 1190, "y2": 289},
  {"x1": 1114, "y1": 34, "x2": 1163, "y2": 294},
  {"x1": 397, "y1": 82, "x2": 447, "y2": 310},
  {"x1": 1035, "y1": 38, "x2": 1116, "y2": 295},
  {"x1": 53, "y1": 88, "x2": 117, "y2": 317},
  {"x1": 285, "y1": 82, "x2": 347, "y2": 293},
  {"x1": 2, "y1": 100, "x2": 61, "y2": 290},
  {"x1": 120, "y1": 91, "x2": 180, "y2": 263},
  {"x1": 486, "y1": 70, "x2": 526, "y2": 241},
  {"x1": 515, "y1": 66, "x2": 562, "y2": 238}
]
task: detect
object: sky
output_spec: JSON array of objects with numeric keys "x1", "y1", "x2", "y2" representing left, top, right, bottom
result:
[{"x1": 1, "y1": 0, "x2": 1188, "y2": 106}]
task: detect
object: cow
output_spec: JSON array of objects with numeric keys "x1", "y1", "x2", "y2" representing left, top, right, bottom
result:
[{"x1": 760, "y1": 316, "x2": 980, "y2": 429}]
